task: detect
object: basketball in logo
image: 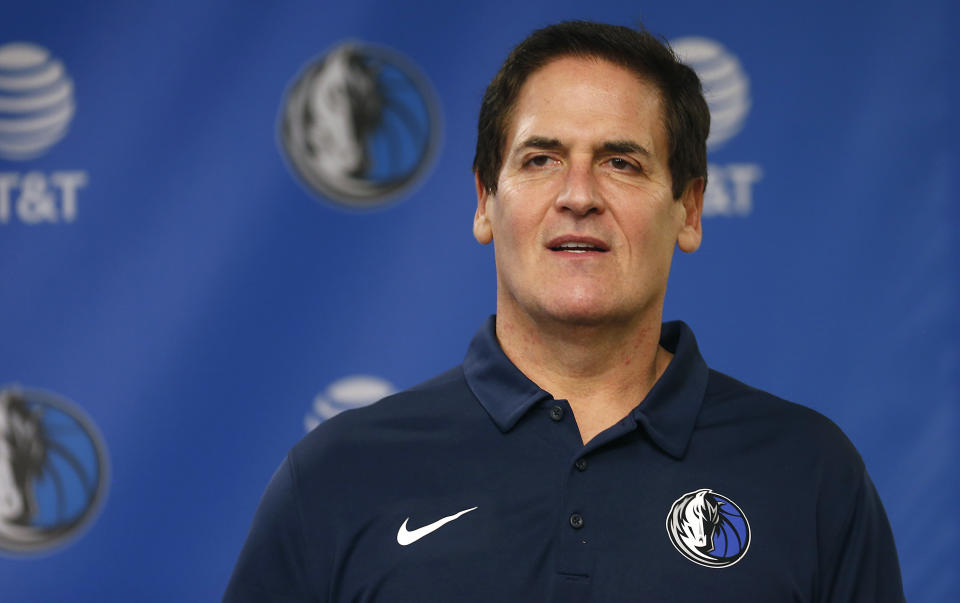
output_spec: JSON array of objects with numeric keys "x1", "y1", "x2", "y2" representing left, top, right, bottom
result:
[
  {"x1": 0, "y1": 42, "x2": 76, "y2": 161},
  {"x1": 0, "y1": 387, "x2": 109, "y2": 554},
  {"x1": 279, "y1": 42, "x2": 441, "y2": 208},
  {"x1": 666, "y1": 488, "x2": 750, "y2": 568},
  {"x1": 671, "y1": 37, "x2": 751, "y2": 150}
]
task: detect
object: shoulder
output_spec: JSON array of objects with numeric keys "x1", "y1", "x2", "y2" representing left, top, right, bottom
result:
[
  {"x1": 304, "y1": 365, "x2": 472, "y2": 434},
  {"x1": 699, "y1": 372, "x2": 904, "y2": 599},
  {"x1": 700, "y1": 369, "x2": 865, "y2": 475},
  {"x1": 288, "y1": 365, "x2": 480, "y2": 472},
  {"x1": 696, "y1": 369, "x2": 876, "y2": 535}
]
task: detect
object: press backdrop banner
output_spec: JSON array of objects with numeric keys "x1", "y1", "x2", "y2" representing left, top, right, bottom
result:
[{"x1": 1, "y1": 1, "x2": 956, "y2": 600}]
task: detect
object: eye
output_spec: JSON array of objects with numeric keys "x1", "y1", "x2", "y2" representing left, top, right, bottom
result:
[
  {"x1": 526, "y1": 154, "x2": 555, "y2": 168},
  {"x1": 608, "y1": 157, "x2": 638, "y2": 172}
]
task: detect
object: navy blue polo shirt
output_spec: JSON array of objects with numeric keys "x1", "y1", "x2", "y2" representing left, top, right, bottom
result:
[{"x1": 224, "y1": 318, "x2": 904, "y2": 602}]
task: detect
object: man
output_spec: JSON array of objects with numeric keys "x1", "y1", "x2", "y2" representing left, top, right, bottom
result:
[{"x1": 225, "y1": 22, "x2": 904, "y2": 602}]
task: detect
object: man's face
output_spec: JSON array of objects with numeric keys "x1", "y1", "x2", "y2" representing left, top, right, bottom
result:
[{"x1": 473, "y1": 56, "x2": 703, "y2": 328}]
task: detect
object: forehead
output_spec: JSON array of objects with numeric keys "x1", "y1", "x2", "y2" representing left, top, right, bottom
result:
[{"x1": 505, "y1": 56, "x2": 666, "y2": 152}]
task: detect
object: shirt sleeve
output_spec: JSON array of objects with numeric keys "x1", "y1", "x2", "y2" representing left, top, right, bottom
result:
[
  {"x1": 223, "y1": 453, "x2": 323, "y2": 602},
  {"x1": 817, "y1": 464, "x2": 905, "y2": 602}
]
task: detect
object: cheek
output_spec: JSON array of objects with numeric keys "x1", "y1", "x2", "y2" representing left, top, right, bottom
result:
[
  {"x1": 650, "y1": 202, "x2": 684, "y2": 240},
  {"x1": 495, "y1": 219, "x2": 535, "y2": 262},
  {"x1": 490, "y1": 200, "x2": 542, "y2": 251},
  {"x1": 621, "y1": 205, "x2": 668, "y2": 239},
  {"x1": 621, "y1": 208, "x2": 682, "y2": 267}
]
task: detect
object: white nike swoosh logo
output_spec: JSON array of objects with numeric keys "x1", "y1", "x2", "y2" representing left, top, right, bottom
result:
[{"x1": 396, "y1": 506, "x2": 478, "y2": 546}]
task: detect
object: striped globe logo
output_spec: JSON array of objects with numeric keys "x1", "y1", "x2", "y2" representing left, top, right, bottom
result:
[
  {"x1": 671, "y1": 37, "x2": 750, "y2": 150},
  {"x1": 0, "y1": 43, "x2": 75, "y2": 161},
  {"x1": 304, "y1": 375, "x2": 395, "y2": 431}
]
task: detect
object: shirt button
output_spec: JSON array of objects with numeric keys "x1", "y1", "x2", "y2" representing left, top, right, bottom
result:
[
  {"x1": 569, "y1": 512, "x2": 584, "y2": 529},
  {"x1": 549, "y1": 405, "x2": 564, "y2": 421},
  {"x1": 575, "y1": 458, "x2": 588, "y2": 472}
]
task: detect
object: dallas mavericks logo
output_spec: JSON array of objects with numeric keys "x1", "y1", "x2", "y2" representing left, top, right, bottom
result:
[
  {"x1": 280, "y1": 42, "x2": 441, "y2": 208},
  {"x1": 666, "y1": 488, "x2": 750, "y2": 568},
  {"x1": 0, "y1": 387, "x2": 109, "y2": 554}
]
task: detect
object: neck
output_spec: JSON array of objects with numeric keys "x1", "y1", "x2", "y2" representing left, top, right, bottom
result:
[{"x1": 495, "y1": 305, "x2": 672, "y2": 443}]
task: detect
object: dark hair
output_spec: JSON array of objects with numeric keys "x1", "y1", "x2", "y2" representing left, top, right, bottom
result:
[{"x1": 473, "y1": 21, "x2": 709, "y2": 200}]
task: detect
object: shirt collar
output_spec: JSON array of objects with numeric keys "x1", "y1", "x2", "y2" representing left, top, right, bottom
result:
[{"x1": 462, "y1": 316, "x2": 708, "y2": 459}]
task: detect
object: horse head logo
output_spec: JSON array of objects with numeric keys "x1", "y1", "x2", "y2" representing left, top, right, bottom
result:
[
  {"x1": 674, "y1": 489, "x2": 721, "y2": 551},
  {"x1": 303, "y1": 45, "x2": 382, "y2": 182},
  {"x1": 666, "y1": 488, "x2": 750, "y2": 568},
  {"x1": 0, "y1": 391, "x2": 46, "y2": 525},
  {"x1": 0, "y1": 387, "x2": 108, "y2": 554}
]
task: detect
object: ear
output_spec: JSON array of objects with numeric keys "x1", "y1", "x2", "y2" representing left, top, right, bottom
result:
[
  {"x1": 473, "y1": 172, "x2": 493, "y2": 245},
  {"x1": 676, "y1": 177, "x2": 704, "y2": 253}
]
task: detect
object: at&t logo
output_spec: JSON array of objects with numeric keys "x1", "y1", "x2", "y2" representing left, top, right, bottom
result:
[
  {"x1": 672, "y1": 37, "x2": 762, "y2": 217},
  {"x1": 304, "y1": 375, "x2": 395, "y2": 431},
  {"x1": 0, "y1": 42, "x2": 88, "y2": 225}
]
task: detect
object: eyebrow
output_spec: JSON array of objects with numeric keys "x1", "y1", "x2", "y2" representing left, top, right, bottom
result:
[
  {"x1": 513, "y1": 136, "x2": 650, "y2": 157},
  {"x1": 600, "y1": 140, "x2": 650, "y2": 157},
  {"x1": 516, "y1": 136, "x2": 563, "y2": 152}
]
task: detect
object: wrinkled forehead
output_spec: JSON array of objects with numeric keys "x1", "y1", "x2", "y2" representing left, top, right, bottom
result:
[{"x1": 503, "y1": 55, "x2": 667, "y2": 148}]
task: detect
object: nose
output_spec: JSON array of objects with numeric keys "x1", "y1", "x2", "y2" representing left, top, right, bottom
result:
[{"x1": 554, "y1": 159, "x2": 604, "y2": 216}]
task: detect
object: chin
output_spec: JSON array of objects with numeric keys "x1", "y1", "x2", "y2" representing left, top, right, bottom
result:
[{"x1": 537, "y1": 295, "x2": 625, "y2": 326}]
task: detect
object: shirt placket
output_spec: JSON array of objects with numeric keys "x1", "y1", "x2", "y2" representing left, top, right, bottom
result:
[
  {"x1": 544, "y1": 400, "x2": 643, "y2": 603},
  {"x1": 542, "y1": 399, "x2": 594, "y2": 602}
]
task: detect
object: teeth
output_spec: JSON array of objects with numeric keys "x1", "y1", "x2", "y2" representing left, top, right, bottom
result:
[{"x1": 556, "y1": 242, "x2": 600, "y2": 252}]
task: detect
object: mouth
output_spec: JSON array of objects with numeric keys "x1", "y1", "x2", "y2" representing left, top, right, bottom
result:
[{"x1": 546, "y1": 236, "x2": 610, "y2": 254}]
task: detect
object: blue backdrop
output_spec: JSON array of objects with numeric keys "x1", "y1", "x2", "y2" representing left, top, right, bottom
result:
[{"x1": 0, "y1": 1, "x2": 956, "y2": 600}]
